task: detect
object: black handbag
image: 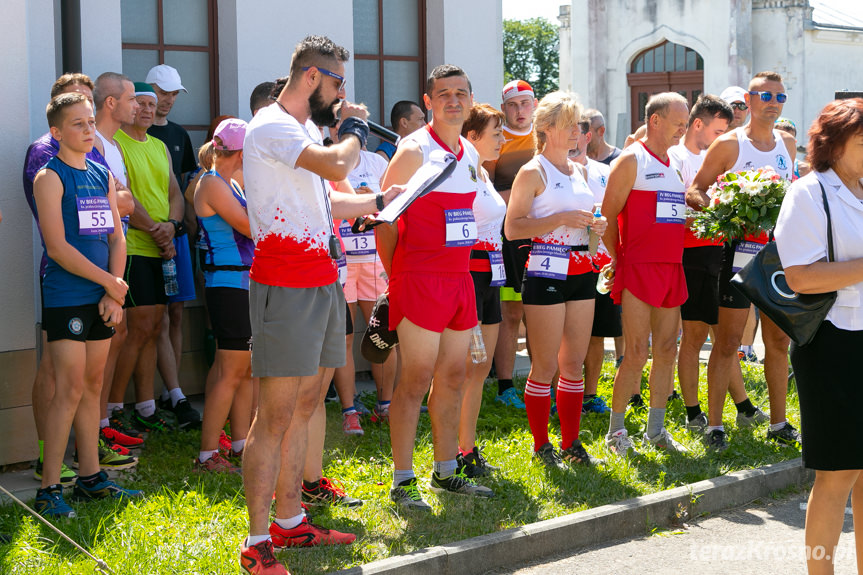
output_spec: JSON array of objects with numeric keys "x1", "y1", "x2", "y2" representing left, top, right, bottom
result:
[{"x1": 730, "y1": 180, "x2": 836, "y2": 346}]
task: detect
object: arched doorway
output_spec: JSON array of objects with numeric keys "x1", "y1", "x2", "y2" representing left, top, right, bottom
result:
[{"x1": 627, "y1": 40, "x2": 704, "y2": 132}]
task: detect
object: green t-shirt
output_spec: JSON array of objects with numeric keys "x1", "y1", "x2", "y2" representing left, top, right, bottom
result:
[{"x1": 116, "y1": 130, "x2": 171, "y2": 257}]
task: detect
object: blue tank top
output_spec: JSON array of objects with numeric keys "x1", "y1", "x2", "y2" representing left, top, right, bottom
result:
[
  {"x1": 40, "y1": 157, "x2": 112, "y2": 307},
  {"x1": 198, "y1": 171, "x2": 254, "y2": 289}
]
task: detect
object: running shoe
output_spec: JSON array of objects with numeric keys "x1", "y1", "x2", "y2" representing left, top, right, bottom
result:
[
  {"x1": 34, "y1": 460, "x2": 77, "y2": 486},
  {"x1": 72, "y1": 471, "x2": 143, "y2": 501},
  {"x1": 430, "y1": 470, "x2": 494, "y2": 498},
  {"x1": 109, "y1": 407, "x2": 142, "y2": 439},
  {"x1": 705, "y1": 429, "x2": 729, "y2": 452},
  {"x1": 172, "y1": 398, "x2": 202, "y2": 430},
  {"x1": 494, "y1": 387, "x2": 526, "y2": 409},
  {"x1": 324, "y1": 382, "x2": 338, "y2": 403},
  {"x1": 627, "y1": 393, "x2": 646, "y2": 411},
  {"x1": 194, "y1": 452, "x2": 241, "y2": 474},
  {"x1": 736, "y1": 407, "x2": 770, "y2": 428},
  {"x1": 390, "y1": 477, "x2": 432, "y2": 512},
  {"x1": 561, "y1": 439, "x2": 603, "y2": 466},
  {"x1": 605, "y1": 429, "x2": 636, "y2": 457},
  {"x1": 371, "y1": 404, "x2": 390, "y2": 424},
  {"x1": 457, "y1": 446, "x2": 499, "y2": 478},
  {"x1": 533, "y1": 442, "x2": 565, "y2": 469},
  {"x1": 352, "y1": 396, "x2": 372, "y2": 416},
  {"x1": 132, "y1": 411, "x2": 176, "y2": 433},
  {"x1": 219, "y1": 430, "x2": 233, "y2": 455},
  {"x1": 766, "y1": 422, "x2": 802, "y2": 447},
  {"x1": 101, "y1": 426, "x2": 144, "y2": 449},
  {"x1": 269, "y1": 517, "x2": 356, "y2": 548},
  {"x1": 644, "y1": 428, "x2": 689, "y2": 453},
  {"x1": 582, "y1": 395, "x2": 611, "y2": 414},
  {"x1": 342, "y1": 412, "x2": 364, "y2": 436},
  {"x1": 240, "y1": 539, "x2": 288, "y2": 575},
  {"x1": 34, "y1": 486, "x2": 75, "y2": 518},
  {"x1": 73, "y1": 439, "x2": 138, "y2": 470},
  {"x1": 667, "y1": 390, "x2": 682, "y2": 402},
  {"x1": 685, "y1": 412, "x2": 708, "y2": 434},
  {"x1": 301, "y1": 477, "x2": 363, "y2": 507}
]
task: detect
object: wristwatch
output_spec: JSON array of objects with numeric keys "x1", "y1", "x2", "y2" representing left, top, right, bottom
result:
[
  {"x1": 168, "y1": 219, "x2": 186, "y2": 236},
  {"x1": 375, "y1": 192, "x2": 385, "y2": 211}
]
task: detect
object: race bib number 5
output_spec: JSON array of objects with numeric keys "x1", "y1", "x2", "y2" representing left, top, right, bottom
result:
[
  {"x1": 77, "y1": 196, "x2": 114, "y2": 235},
  {"x1": 526, "y1": 243, "x2": 569, "y2": 280},
  {"x1": 489, "y1": 251, "x2": 506, "y2": 287},
  {"x1": 444, "y1": 209, "x2": 478, "y2": 247},
  {"x1": 732, "y1": 241, "x2": 763, "y2": 273},
  {"x1": 656, "y1": 191, "x2": 685, "y2": 224}
]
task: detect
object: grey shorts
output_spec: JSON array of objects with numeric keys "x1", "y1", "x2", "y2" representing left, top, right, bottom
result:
[{"x1": 249, "y1": 280, "x2": 346, "y2": 377}]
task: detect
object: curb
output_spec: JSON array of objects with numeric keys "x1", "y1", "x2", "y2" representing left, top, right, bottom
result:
[{"x1": 335, "y1": 458, "x2": 812, "y2": 575}]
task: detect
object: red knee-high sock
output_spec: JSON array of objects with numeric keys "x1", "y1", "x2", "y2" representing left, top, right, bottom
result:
[
  {"x1": 557, "y1": 375, "x2": 585, "y2": 451},
  {"x1": 525, "y1": 378, "x2": 552, "y2": 452}
]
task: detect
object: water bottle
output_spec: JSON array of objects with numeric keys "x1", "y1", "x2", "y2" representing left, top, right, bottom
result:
[
  {"x1": 588, "y1": 207, "x2": 602, "y2": 256},
  {"x1": 470, "y1": 325, "x2": 487, "y2": 364},
  {"x1": 596, "y1": 266, "x2": 614, "y2": 295},
  {"x1": 162, "y1": 258, "x2": 179, "y2": 297}
]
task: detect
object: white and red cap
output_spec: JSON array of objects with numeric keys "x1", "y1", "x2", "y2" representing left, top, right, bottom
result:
[
  {"x1": 502, "y1": 79, "x2": 535, "y2": 102},
  {"x1": 212, "y1": 118, "x2": 247, "y2": 151}
]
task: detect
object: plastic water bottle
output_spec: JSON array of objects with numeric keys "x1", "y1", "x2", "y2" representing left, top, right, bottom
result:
[
  {"x1": 162, "y1": 258, "x2": 179, "y2": 297},
  {"x1": 596, "y1": 266, "x2": 614, "y2": 295},
  {"x1": 470, "y1": 325, "x2": 487, "y2": 364},
  {"x1": 588, "y1": 207, "x2": 602, "y2": 256}
]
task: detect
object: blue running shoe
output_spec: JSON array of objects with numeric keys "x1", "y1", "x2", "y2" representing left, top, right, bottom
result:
[
  {"x1": 582, "y1": 395, "x2": 611, "y2": 414},
  {"x1": 73, "y1": 471, "x2": 143, "y2": 501},
  {"x1": 35, "y1": 486, "x2": 76, "y2": 518},
  {"x1": 495, "y1": 387, "x2": 525, "y2": 409}
]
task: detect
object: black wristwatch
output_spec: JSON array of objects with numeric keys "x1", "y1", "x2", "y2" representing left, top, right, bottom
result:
[
  {"x1": 169, "y1": 219, "x2": 186, "y2": 237},
  {"x1": 375, "y1": 192, "x2": 385, "y2": 211}
]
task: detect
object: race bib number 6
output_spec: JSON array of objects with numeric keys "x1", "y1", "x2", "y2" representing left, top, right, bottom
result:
[
  {"x1": 656, "y1": 191, "x2": 686, "y2": 224},
  {"x1": 77, "y1": 196, "x2": 114, "y2": 235},
  {"x1": 444, "y1": 209, "x2": 478, "y2": 247},
  {"x1": 526, "y1": 243, "x2": 569, "y2": 280}
]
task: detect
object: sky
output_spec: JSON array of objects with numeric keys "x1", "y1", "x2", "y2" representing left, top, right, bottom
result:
[{"x1": 501, "y1": 0, "x2": 563, "y2": 22}]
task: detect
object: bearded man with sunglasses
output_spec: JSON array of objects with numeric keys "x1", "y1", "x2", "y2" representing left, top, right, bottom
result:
[{"x1": 686, "y1": 71, "x2": 799, "y2": 452}]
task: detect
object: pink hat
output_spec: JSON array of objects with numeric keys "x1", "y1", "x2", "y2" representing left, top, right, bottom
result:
[
  {"x1": 502, "y1": 79, "x2": 535, "y2": 102},
  {"x1": 212, "y1": 118, "x2": 247, "y2": 151}
]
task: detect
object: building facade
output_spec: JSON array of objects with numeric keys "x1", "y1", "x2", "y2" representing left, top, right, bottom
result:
[
  {"x1": 559, "y1": 0, "x2": 863, "y2": 147},
  {"x1": 0, "y1": 0, "x2": 503, "y2": 466}
]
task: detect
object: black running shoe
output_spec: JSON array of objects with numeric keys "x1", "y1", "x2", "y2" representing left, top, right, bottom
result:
[
  {"x1": 561, "y1": 439, "x2": 604, "y2": 465},
  {"x1": 430, "y1": 471, "x2": 494, "y2": 497},
  {"x1": 172, "y1": 398, "x2": 201, "y2": 430},
  {"x1": 767, "y1": 422, "x2": 802, "y2": 447},
  {"x1": 301, "y1": 477, "x2": 363, "y2": 507},
  {"x1": 628, "y1": 393, "x2": 646, "y2": 411},
  {"x1": 705, "y1": 429, "x2": 729, "y2": 452},
  {"x1": 457, "y1": 446, "x2": 499, "y2": 478},
  {"x1": 533, "y1": 442, "x2": 565, "y2": 469}
]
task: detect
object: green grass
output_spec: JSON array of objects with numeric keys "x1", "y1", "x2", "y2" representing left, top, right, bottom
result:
[{"x1": 0, "y1": 358, "x2": 802, "y2": 574}]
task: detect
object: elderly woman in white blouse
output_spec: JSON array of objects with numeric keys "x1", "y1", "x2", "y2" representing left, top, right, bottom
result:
[{"x1": 774, "y1": 98, "x2": 863, "y2": 575}]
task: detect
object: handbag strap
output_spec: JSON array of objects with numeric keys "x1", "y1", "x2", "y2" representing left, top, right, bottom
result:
[{"x1": 817, "y1": 179, "x2": 835, "y2": 263}]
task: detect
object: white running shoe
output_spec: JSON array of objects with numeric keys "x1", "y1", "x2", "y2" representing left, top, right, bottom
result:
[
  {"x1": 605, "y1": 429, "x2": 636, "y2": 457},
  {"x1": 644, "y1": 428, "x2": 689, "y2": 453}
]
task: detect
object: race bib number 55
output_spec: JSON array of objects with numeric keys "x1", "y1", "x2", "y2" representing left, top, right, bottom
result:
[{"x1": 77, "y1": 196, "x2": 114, "y2": 235}]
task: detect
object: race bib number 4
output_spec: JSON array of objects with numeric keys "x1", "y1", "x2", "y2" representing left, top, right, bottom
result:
[
  {"x1": 526, "y1": 243, "x2": 569, "y2": 280},
  {"x1": 489, "y1": 251, "x2": 506, "y2": 287},
  {"x1": 444, "y1": 209, "x2": 478, "y2": 247},
  {"x1": 339, "y1": 221, "x2": 376, "y2": 255},
  {"x1": 656, "y1": 191, "x2": 685, "y2": 224},
  {"x1": 732, "y1": 241, "x2": 763, "y2": 273},
  {"x1": 77, "y1": 196, "x2": 113, "y2": 235}
]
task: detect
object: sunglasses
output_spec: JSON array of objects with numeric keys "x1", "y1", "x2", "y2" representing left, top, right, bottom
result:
[
  {"x1": 302, "y1": 66, "x2": 346, "y2": 92},
  {"x1": 730, "y1": 102, "x2": 748, "y2": 111},
  {"x1": 749, "y1": 90, "x2": 787, "y2": 104}
]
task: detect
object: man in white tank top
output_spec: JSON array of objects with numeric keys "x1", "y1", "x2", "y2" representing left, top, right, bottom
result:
[
  {"x1": 687, "y1": 71, "x2": 800, "y2": 452},
  {"x1": 602, "y1": 92, "x2": 690, "y2": 457}
]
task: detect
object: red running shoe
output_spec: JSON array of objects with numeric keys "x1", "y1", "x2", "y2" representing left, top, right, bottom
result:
[
  {"x1": 268, "y1": 517, "x2": 356, "y2": 548},
  {"x1": 219, "y1": 430, "x2": 232, "y2": 455},
  {"x1": 101, "y1": 426, "x2": 144, "y2": 449},
  {"x1": 240, "y1": 539, "x2": 289, "y2": 575}
]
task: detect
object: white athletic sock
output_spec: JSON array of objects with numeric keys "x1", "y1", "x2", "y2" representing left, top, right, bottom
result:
[
  {"x1": 169, "y1": 388, "x2": 186, "y2": 407},
  {"x1": 707, "y1": 425, "x2": 725, "y2": 433},
  {"x1": 198, "y1": 450, "x2": 218, "y2": 463},
  {"x1": 433, "y1": 459, "x2": 457, "y2": 478},
  {"x1": 246, "y1": 535, "x2": 270, "y2": 546},
  {"x1": 135, "y1": 400, "x2": 156, "y2": 418},
  {"x1": 107, "y1": 402, "x2": 124, "y2": 417},
  {"x1": 392, "y1": 469, "x2": 415, "y2": 488},
  {"x1": 769, "y1": 421, "x2": 787, "y2": 432},
  {"x1": 232, "y1": 439, "x2": 246, "y2": 453},
  {"x1": 273, "y1": 512, "x2": 305, "y2": 530},
  {"x1": 99, "y1": 418, "x2": 110, "y2": 429}
]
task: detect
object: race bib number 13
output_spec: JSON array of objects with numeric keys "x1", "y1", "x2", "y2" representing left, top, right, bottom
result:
[
  {"x1": 526, "y1": 243, "x2": 569, "y2": 280},
  {"x1": 656, "y1": 191, "x2": 685, "y2": 224},
  {"x1": 444, "y1": 209, "x2": 478, "y2": 247},
  {"x1": 77, "y1": 196, "x2": 114, "y2": 235}
]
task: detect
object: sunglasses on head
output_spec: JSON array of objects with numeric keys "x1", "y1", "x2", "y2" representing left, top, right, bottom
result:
[
  {"x1": 302, "y1": 66, "x2": 346, "y2": 92},
  {"x1": 730, "y1": 102, "x2": 748, "y2": 111},
  {"x1": 749, "y1": 90, "x2": 787, "y2": 104}
]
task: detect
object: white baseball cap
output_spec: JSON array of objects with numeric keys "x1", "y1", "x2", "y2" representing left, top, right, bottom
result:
[
  {"x1": 145, "y1": 64, "x2": 187, "y2": 93},
  {"x1": 720, "y1": 86, "x2": 747, "y2": 105}
]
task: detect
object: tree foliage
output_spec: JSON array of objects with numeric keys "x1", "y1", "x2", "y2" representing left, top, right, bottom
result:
[{"x1": 503, "y1": 18, "x2": 559, "y2": 99}]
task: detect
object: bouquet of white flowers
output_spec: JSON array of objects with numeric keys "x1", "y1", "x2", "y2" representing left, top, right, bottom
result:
[{"x1": 691, "y1": 168, "x2": 789, "y2": 242}]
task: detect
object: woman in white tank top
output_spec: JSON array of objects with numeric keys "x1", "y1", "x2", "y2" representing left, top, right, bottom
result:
[{"x1": 504, "y1": 92, "x2": 607, "y2": 467}]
